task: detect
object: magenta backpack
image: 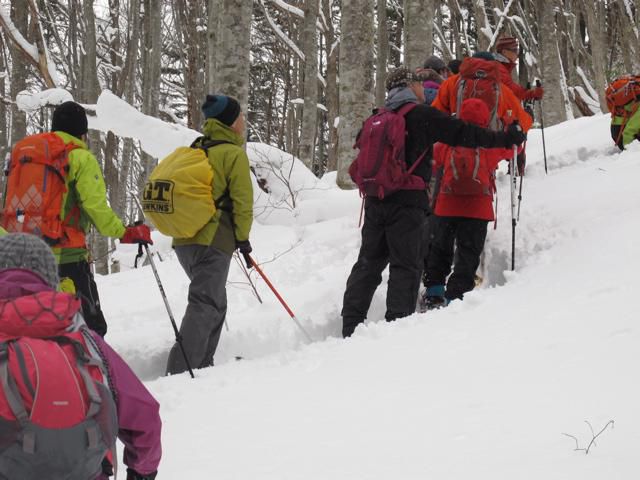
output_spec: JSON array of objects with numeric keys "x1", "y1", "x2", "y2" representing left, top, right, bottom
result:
[{"x1": 348, "y1": 103, "x2": 427, "y2": 198}]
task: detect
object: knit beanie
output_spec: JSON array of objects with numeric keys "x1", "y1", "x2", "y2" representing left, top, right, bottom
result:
[
  {"x1": 51, "y1": 101, "x2": 88, "y2": 139},
  {"x1": 385, "y1": 67, "x2": 432, "y2": 91},
  {"x1": 0, "y1": 233, "x2": 59, "y2": 288},
  {"x1": 201, "y1": 95, "x2": 241, "y2": 127},
  {"x1": 423, "y1": 55, "x2": 447, "y2": 72},
  {"x1": 496, "y1": 36, "x2": 519, "y2": 53},
  {"x1": 472, "y1": 51, "x2": 495, "y2": 61}
]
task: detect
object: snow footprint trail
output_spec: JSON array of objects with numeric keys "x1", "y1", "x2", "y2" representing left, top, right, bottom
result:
[{"x1": 102, "y1": 114, "x2": 629, "y2": 382}]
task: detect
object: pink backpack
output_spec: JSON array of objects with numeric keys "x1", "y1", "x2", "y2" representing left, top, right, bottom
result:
[
  {"x1": 0, "y1": 290, "x2": 117, "y2": 480},
  {"x1": 349, "y1": 103, "x2": 427, "y2": 198}
]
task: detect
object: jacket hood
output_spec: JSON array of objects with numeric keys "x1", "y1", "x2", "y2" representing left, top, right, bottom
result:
[
  {"x1": 459, "y1": 98, "x2": 490, "y2": 128},
  {"x1": 202, "y1": 118, "x2": 245, "y2": 146},
  {"x1": 385, "y1": 87, "x2": 419, "y2": 110},
  {"x1": 0, "y1": 269, "x2": 53, "y2": 300}
]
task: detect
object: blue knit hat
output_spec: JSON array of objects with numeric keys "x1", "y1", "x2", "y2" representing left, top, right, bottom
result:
[
  {"x1": 201, "y1": 95, "x2": 241, "y2": 126},
  {"x1": 472, "y1": 51, "x2": 495, "y2": 61}
]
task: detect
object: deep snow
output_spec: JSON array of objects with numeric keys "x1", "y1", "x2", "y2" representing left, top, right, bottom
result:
[{"x1": 101, "y1": 113, "x2": 640, "y2": 479}]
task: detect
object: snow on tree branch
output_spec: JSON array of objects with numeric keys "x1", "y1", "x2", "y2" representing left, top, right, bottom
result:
[
  {"x1": 487, "y1": 0, "x2": 516, "y2": 50},
  {"x1": 260, "y1": 0, "x2": 305, "y2": 61}
]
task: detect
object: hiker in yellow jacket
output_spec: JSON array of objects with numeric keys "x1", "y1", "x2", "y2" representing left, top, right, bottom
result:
[
  {"x1": 51, "y1": 102, "x2": 152, "y2": 336},
  {"x1": 166, "y1": 94, "x2": 254, "y2": 375}
]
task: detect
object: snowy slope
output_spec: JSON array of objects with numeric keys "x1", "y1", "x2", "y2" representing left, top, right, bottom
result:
[{"x1": 100, "y1": 113, "x2": 640, "y2": 479}]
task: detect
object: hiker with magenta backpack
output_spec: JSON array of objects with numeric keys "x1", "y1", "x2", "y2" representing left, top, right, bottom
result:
[
  {"x1": 142, "y1": 95, "x2": 253, "y2": 375},
  {"x1": 341, "y1": 66, "x2": 526, "y2": 338},
  {"x1": 0, "y1": 101, "x2": 152, "y2": 337},
  {"x1": 422, "y1": 99, "x2": 524, "y2": 310},
  {"x1": 0, "y1": 233, "x2": 161, "y2": 480}
]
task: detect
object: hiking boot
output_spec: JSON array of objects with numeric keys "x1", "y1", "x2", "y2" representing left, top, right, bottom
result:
[{"x1": 417, "y1": 285, "x2": 446, "y2": 313}]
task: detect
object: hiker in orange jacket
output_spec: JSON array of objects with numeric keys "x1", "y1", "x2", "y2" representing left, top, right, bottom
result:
[
  {"x1": 431, "y1": 52, "x2": 533, "y2": 133},
  {"x1": 493, "y1": 36, "x2": 544, "y2": 102}
]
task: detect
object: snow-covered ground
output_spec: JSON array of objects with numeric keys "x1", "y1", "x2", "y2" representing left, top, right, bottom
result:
[{"x1": 100, "y1": 113, "x2": 640, "y2": 478}]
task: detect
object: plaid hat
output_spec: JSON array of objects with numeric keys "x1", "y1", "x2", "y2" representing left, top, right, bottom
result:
[
  {"x1": 496, "y1": 37, "x2": 519, "y2": 53},
  {"x1": 51, "y1": 101, "x2": 88, "y2": 139},
  {"x1": 385, "y1": 67, "x2": 431, "y2": 91},
  {"x1": 0, "y1": 233, "x2": 59, "y2": 288},
  {"x1": 423, "y1": 55, "x2": 447, "y2": 72},
  {"x1": 201, "y1": 94, "x2": 241, "y2": 127}
]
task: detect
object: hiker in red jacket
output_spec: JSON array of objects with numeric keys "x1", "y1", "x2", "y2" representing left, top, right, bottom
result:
[
  {"x1": 0, "y1": 233, "x2": 161, "y2": 480},
  {"x1": 494, "y1": 36, "x2": 543, "y2": 102},
  {"x1": 422, "y1": 99, "x2": 522, "y2": 310}
]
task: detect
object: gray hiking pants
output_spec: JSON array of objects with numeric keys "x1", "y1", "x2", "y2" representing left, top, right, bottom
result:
[{"x1": 166, "y1": 243, "x2": 231, "y2": 375}]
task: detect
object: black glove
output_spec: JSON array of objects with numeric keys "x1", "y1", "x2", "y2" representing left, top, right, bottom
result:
[
  {"x1": 236, "y1": 239, "x2": 252, "y2": 255},
  {"x1": 503, "y1": 122, "x2": 526, "y2": 148},
  {"x1": 127, "y1": 469, "x2": 157, "y2": 480}
]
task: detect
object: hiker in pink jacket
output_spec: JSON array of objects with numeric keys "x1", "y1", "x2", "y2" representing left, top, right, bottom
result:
[{"x1": 0, "y1": 233, "x2": 161, "y2": 480}]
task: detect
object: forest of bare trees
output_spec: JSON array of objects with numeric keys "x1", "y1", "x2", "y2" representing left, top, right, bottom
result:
[{"x1": 0, "y1": 0, "x2": 637, "y2": 269}]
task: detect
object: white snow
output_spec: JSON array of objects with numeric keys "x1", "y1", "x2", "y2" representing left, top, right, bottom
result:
[
  {"x1": 16, "y1": 88, "x2": 73, "y2": 112},
  {"x1": 95, "y1": 112, "x2": 640, "y2": 478}
]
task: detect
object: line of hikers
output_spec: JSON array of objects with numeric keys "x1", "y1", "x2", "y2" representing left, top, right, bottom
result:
[
  {"x1": 0, "y1": 32, "x2": 638, "y2": 478},
  {"x1": 343, "y1": 37, "x2": 536, "y2": 337}
]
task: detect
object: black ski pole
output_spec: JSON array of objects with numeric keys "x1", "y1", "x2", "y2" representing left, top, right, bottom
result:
[
  {"x1": 536, "y1": 80, "x2": 548, "y2": 174},
  {"x1": 517, "y1": 175, "x2": 524, "y2": 222},
  {"x1": 131, "y1": 196, "x2": 195, "y2": 378},
  {"x1": 140, "y1": 239, "x2": 195, "y2": 379},
  {"x1": 509, "y1": 146, "x2": 518, "y2": 271}
]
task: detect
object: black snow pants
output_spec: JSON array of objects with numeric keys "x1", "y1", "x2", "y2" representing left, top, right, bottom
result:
[
  {"x1": 341, "y1": 200, "x2": 427, "y2": 338},
  {"x1": 424, "y1": 216, "x2": 489, "y2": 301},
  {"x1": 59, "y1": 260, "x2": 108, "y2": 337}
]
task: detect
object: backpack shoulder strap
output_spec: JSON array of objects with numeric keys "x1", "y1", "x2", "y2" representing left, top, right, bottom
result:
[
  {"x1": 190, "y1": 136, "x2": 233, "y2": 153},
  {"x1": 0, "y1": 342, "x2": 29, "y2": 426},
  {"x1": 396, "y1": 102, "x2": 418, "y2": 116}
]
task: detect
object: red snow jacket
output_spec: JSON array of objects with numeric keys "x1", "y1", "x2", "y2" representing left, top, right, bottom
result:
[
  {"x1": 433, "y1": 99, "x2": 521, "y2": 221},
  {"x1": 0, "y1": 269, "x2": 162, "y2": 479}
]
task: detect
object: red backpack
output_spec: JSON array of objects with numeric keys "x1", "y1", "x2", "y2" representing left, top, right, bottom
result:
[
  {"x1": 1, "y1": 133, "x2": 79, "y2": 245},
  {"x1": 439, "y1": 145, "x2": 495, "y2": 196},
  {"x1": 349, "y1": 103, "x2": 427, "y2": 199},
  {"x1": 456, "y1": 58, "x2": 502, "y2": 131},
  {"x1": 605, "y1": 75, "x2": 640, "y2": 115},
  {"x1": 0, "y1": 288, "x2": 117, "y2": 480}
]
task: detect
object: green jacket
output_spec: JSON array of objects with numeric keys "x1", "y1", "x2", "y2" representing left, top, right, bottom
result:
[
  {"x1": 54, "y1": 132, "x2": 126, "y2": 264},
  {"x1": 173, "y1": 119, "x2": 253, "y2": 255},
  {"x1": 611, "y1": 103, "x2": 640, "y2": 147},
  {"x1": 0, "y1": 226, "x2": 7, "y2": 236}
]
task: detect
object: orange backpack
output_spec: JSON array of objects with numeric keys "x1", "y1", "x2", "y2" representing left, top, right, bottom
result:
[
  {"x1": 605, "y1": 75, "x2": 640, "y2": 115},
  {"x1": 1, "y1": 133, "x2": 78, "y2": 245}
]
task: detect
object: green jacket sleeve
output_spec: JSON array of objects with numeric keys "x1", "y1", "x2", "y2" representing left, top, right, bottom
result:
[
  {"x1": 0, "y1": 226, "x2": 7, "y2": 236},
  {"x1": 623, "y1": 106, "x2": 640, "y2": 147},
  {"x1": 225, "y1": 149, "x2": 253, "y2": 242},
  {"x1": 70, "y1": 149, "x2": 126, "y2": 238}
]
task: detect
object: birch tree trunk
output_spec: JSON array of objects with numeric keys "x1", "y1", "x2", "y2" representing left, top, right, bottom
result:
[
  {"x1": 299, "y1": 0, "x2": 320, "y2": 169},
  {"x1": 375, "y1": 0, "x2": 389, "y2": 106},
  {"x1": 207, "y1": 0, "x2": 224, "y2": 91},
  {"x1": 336, "y1": 0, "x2": 375, "y2": 188},
  {"x1": 140, "y1": 0, "x2": 162, "y2": 191},
  {"x1": 537, "y1": 0, "x2": 568, "y2": 126},
  {"x1": 217, "y1": 0, "x2": 253, "y2": 113},
  {"x1": 583, "y1": 0, "x2": 608, "y2": 112},
  {"x1": 9, "y1": 0, "x2": 27, "y2": 146},
  {"x1": 403, "y1": 0, "x2": 434, "y2": 68},
  {"x1": 324, "y1": 0, "x2": 339, "y2": 172}
]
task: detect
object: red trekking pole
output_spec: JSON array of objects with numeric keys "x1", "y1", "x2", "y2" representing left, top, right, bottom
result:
[{"x1": 242, "y1": 253, "x2": 313, "y2": 342}]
